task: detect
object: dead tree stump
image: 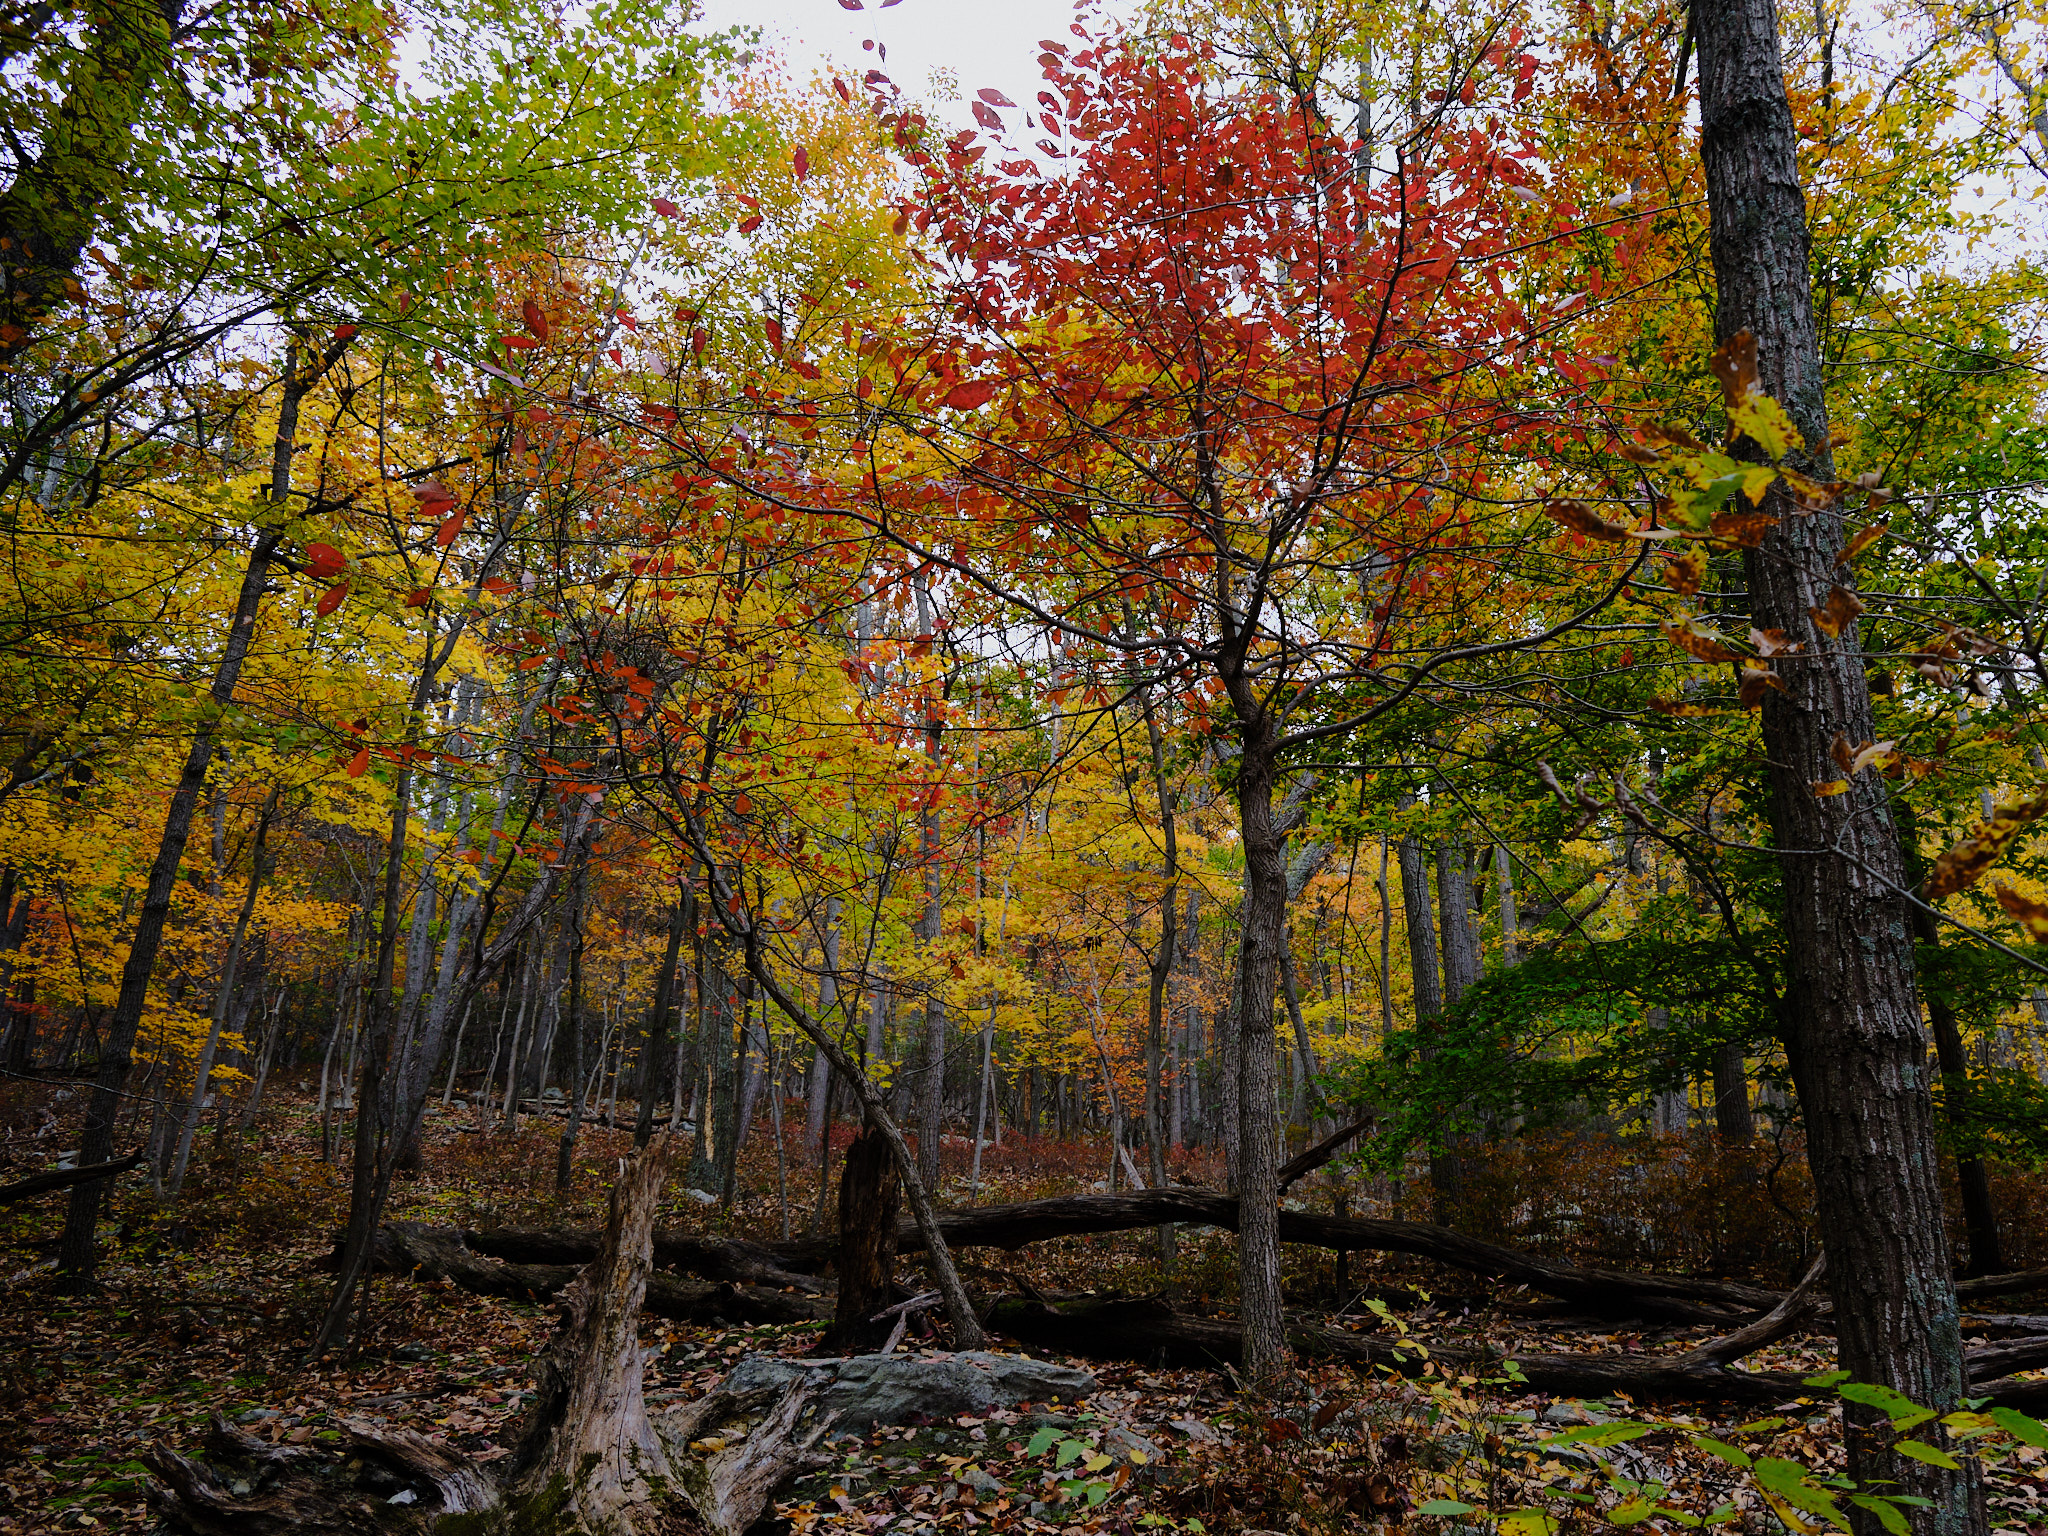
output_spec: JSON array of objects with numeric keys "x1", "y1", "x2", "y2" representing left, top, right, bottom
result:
[
  {"x1": 831, "y1": 1119, "x2": 901, "y2": 1351},
  {"x1": 145, "y1": 1136, "x2": 828, "y2": 1536}
]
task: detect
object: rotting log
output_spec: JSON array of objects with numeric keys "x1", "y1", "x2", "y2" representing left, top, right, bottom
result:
[
  {"x1": 0, "y1": 1153, "x2": 142, "y2": 1204},
  {"x1": 984, "y1": 1294, "x2": 2048, "y2": 1410},
  {"x1": 152, "y1": 1137, "x2": 831, "y2": 1535},
  {"x1": 491, "y1": 1190, "x2": 1776, "y2": 1320},
  {"x1": 365, "y1": 1222, "x2": 831, "y2": 1327}
]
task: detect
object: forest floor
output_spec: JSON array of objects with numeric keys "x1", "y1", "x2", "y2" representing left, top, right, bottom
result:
[{"x1": 4, "y1": 1092, "x2": 2047, "y2": 1535}]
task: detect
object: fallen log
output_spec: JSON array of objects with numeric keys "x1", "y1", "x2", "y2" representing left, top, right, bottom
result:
[
  {"x1": 0, "y1": 1153, "x2": 142, "y2": 1204},
  {"x1": 749, "y1": 1190, "x2": 1773, "y2": 1320},
  {"x1": 985, "y1": 1294, "x2": 2048, "y2": 1409},
  {"x1": 464, "y1": 1225, "x2": 825, "y2": 1294},
  {"x1": 1956, "y1": 1268, "x2": 2048, "y2": 1303},
  {"x1": 367, "y1": 1221, "x2": 832, "y2": 1326}
]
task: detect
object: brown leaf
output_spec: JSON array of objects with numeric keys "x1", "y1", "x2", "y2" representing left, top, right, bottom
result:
[
  {"x1": 1541, "y1": 498, "x2": 1628, "y2": 541},
  {"x1": 1660, "y1": 614, "x2": 1744, "y2": 664},
  {"x1": 1749, "y1": 627, "x2": 1802, "y2": 657},
  {"x1": 1926, "y1": 789, "x2": 2048, "y2": 899},
  {"x1": 1830, "y1": 734, "x2": 1856, "y2": 774},
  {"x1": 1837, "y1": 522, "x2": 1887, "y2": 565},
  {"x1": 1666, "y1": 545, "x2": 1706, "y2": 598},
  {"x1": 1737, "y1": 665, "x2": 1785, "y2": 708},
  {"x1": 1641, "y1": 421, "x2": 1710, "y2": 454},
  {"x1": 1709, "y1": 508, "x2": 1780, "y2": 547},
  {"x1": 1808, "y1": 585, "x2": 1866, "y2": 639},
  {"x1": 1618, "y1": 442, "x2": 1662, "y2": 465},
  {"x1": 1652, "y1": 697, "x2": 1720, "y2": 717},
  {"x1": 1709, "y1": 330, "x2": 1759, "y2": 410},
  {"x1": 1994, "y1": 883, "x2": 2048, "y2": 942}
]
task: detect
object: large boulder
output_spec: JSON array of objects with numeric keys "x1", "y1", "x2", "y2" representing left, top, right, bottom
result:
[{"x1": 722, "y1": 1350, "x2": 1097, "y2": 1433}]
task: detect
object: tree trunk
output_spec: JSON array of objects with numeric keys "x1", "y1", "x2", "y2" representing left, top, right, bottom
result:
[
  {"x1": 831, "y1": 1120, "x2": 901, "y2": 1350},
  {"x1": 167, "y1": 791, "x2": 276, "y2": 1196},
  {"x1": 1229, "y1": 731, "x2": 1290, "y2": 1382},
  {"x1": 55, "y1": 390, "x2": 295, "y2": 1282},
  {"x1": 1693, "y1": 4, "x2": 1977, "y2": 1529}
]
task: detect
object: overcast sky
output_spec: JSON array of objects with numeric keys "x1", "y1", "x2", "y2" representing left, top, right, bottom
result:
[{"x1": 690, "y1": 0, "x2": 1117, "y2": 129}]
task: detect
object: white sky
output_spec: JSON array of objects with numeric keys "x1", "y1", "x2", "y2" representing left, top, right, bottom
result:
[{"x1": 690, "y1": 0, "x2": 1119, "y2": 129}]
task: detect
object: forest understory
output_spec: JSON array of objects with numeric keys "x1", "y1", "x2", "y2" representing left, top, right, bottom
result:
[{"x1": 7, "y1": 1089, "x2": 2048, "y2": 1536}]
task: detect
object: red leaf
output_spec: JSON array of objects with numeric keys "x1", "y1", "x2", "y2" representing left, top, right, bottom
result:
[
  {"x1": 333, "y1": 323, "x2": 358, "y2": 340},
  {"x1": 857, "y1": 376, "x2": 873, "y2": 399},
  {"x1": 978, "y1": 88, "x2": 1018, "y2": 107},
  {"x1": 434, "y1": 510, "x2": 466, "y2": 547},
  {"x1": 691, "y1": 327, "x2": 708, "y2": 355},
  {"x1": 765, "y1": 317, "x2": 784, "y2": 351},
  {"x1": 653, "y1": 196, "x2": 680, "y2": 218},
  {"x1": 305, "y1": 542, "x2": 346, "y2": 580},
  {"x1": 972, "y1": 100, "x2": 1003, "y2": 131},
  {"x1": 405, "y1": 588, "x2": 432, "y2": 607},
  {"x1": 733, "y1": 792, "x2": 753, "y2": 814},
  {"x1": 346, "y1": 747, "x2": 370, "y2": 777},
  {"x1": 945, "y1": 379, "x2": 1001, "y2": 410},
  {"x1": 502, "y1": 335, "x2": 540, "y2": 349},
  {"x1": 833, "y1": 78, "x2": 851, "y2": 101},
  {"x1": 521, "y1": 298, "x2": 550, "y2": 342},
  {"x1": 793, "y1": 145, "x2": 810, "y2": 180},
  {"x1": 836, "y1": 0, "x2": 860, "y2": 8},
  {"x1": 316, "y1": 582, "x2": 349, "y2": 616},
  {"x1": 738, "y1": 214, "x2": 763, "y2": 235},
  {"x1": 413, "y1": 480, "x2": 456, "y2": 510}
]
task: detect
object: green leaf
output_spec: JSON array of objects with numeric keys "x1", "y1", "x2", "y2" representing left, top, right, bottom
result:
[
  {"x1": 1732, "y1": 1417, "x2": 1789, "y2": 1433},
  {"x1": 1892, "y1": 1440, "x2": 1960, "y2": 1470},
  {"x1": 1054, "y1": 1438, "x2": 1087, "y2": 1468},
  {"x1": 1609, "y1": 1497, "x2": 1657, "y2": 1525},
  {"x1": 1989, "y1": 1407, "x2": 2048, "y2": 1449},
  {"x1": 1501, "y1": 1512, "x2": 1559, "y2": 1536},
  {"x1": 1417, "y1": 1500, "x2": 1479, "y2": 1516},
  {"x1": 1849, "y1": 1495, "x2": 1911, "y2": 1536},
  {"x1": 1690, "y1": 1435, "x2": 1752, "y2": 1469},
  {"x1": 1025, "y1": 1427, "x2": 1061, "y2": 1457},
  {"x1": 1839, "y1": 1382, "x2": 1936, "y2": 1429},
  {"x1": 1539, "y1": 1423, "x2": 1655, "y2": 1448},
  {"x1": 1754, "y1": 1457, "x2": 1850, "y2": 1525},
  {"x1": 1803, "y1": 1371, "x2": 1851, "y2": 1389}
]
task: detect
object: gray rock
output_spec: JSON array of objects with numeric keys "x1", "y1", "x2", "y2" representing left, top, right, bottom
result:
[{"x1": 723, "y1": 1350, "x2": 1098, "y2": 1433}]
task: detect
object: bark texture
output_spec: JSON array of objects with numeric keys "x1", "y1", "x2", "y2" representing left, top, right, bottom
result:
[
  {"x1": 1694, "y1": 2, "x2": 1975, "y2": 1526},
  {"x1": 832, "y1": 1120, "x2": 903, "y2": 1349}
]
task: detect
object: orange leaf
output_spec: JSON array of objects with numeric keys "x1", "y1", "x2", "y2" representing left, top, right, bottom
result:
[
  {"x1": 316, "y1": 582, "x2": 349, "y2": 616},
  {"x1": 346, "y1": 747, "x2": 370, "y2": 777},
  {"x1": 406, "y1": 588, "x2": 432, "y2": 607},
  {"x1": 1927, "y1": 790, "x2": 2048, "y2": 899},
  {"x1": 1659, "y1": 615, "x2": 1743, "y2": 664},
  {"x1": 435, "y1": 509, "x2": 467, "y2": 547},
  {"x1": 521, "y1": 298, "x2": 550, "y2": 343}
]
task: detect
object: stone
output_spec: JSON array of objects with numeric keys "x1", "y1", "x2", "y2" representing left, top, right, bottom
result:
[{"x1": 722, "y1": 1350, "x2": 1099, "y2": 1433}]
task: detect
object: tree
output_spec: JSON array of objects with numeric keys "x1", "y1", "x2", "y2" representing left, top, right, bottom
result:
[{"x1": 1693, "y1": 3, "x2": 1976, "y2": 1524}]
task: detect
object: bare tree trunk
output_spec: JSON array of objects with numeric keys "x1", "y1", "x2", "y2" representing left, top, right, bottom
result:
[
  {"x1": 1694, "y1": 5, "x2": 1978, "y2": 1529},
  {"x1": 168, "y1": 791, "x2": 276, "y2": 1196},
  {"x1": 832, "y1": 1120, "x2": 901, "y2": 1350},
  {"x1": 54, "y1": 337, "x2": 336, "y2": 1284}
]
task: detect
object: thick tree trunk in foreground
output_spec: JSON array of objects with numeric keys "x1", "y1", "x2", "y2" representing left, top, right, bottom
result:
[{"x1": 1694, "y1": 4, "x2": 1975, "y2": 1528}]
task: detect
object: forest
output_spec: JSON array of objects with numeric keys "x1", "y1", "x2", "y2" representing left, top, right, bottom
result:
[{"x1": 6, "y1": 0, "x2": 2048, "y2": 1528}]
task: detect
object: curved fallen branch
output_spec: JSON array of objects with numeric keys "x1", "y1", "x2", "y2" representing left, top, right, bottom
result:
[{"x1": 984, "y1": 1294, "x2": 2048, "y2": 1409}]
